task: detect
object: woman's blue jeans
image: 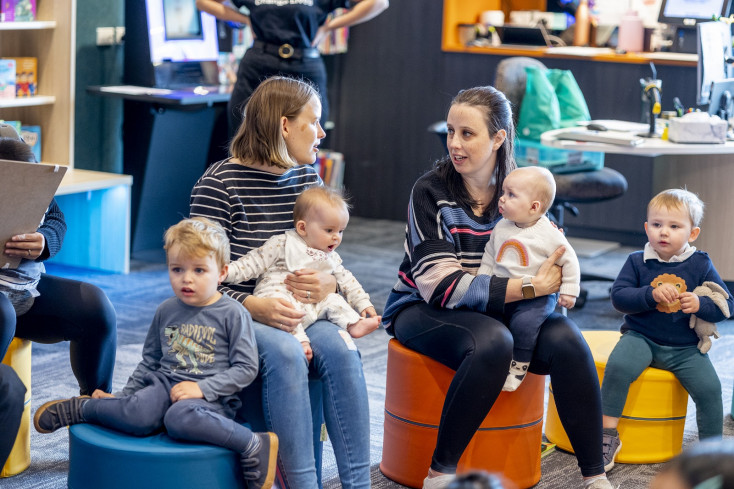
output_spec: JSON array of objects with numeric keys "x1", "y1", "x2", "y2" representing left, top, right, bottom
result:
[{"x1": 238, "y1": 319, "x2": 370, "y2": 489}]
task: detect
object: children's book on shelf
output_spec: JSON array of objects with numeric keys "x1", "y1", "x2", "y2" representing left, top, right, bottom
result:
[
  {"x1": 0, "y1": 120, "x2": 21, "y2": 134},
  {"x1": 314, "y1": 150, "x2": 345, "y2": 189},
  {"x1": 0, "y1": 0, "x2": 36, "y2": 22},
  {"x1": 20, "y1": 125, "x2": 41, "y2": 161},
  {"x1": 0, "y1": 59, "x2": 16, "y2": 99},
  {"x1": 4, "y1": 57, "x2": 37, "y2": 97},
  {"x1": 317, "y1": 8, "x2": 349, "y2": 54}
]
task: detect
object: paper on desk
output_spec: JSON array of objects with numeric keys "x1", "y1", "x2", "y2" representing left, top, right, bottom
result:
[
  {"x1": 98, "y1": 85, "x2": 173, "y2": 96},
  {"x1": 577, "y1": 120, "x2": 650, "y2": 133},
  {"x1": 0, "y1": 159, "x2": 67, "y2": 269},
  {"x1": 545, "y1": 46, "x2": 615, "y2": 56},
  {"x1": 556, "y1": 128, "x2": 644, "y2": 146}
]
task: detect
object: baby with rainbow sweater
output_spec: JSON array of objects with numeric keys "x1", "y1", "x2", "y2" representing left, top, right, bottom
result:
[{"x1": 478, "y1": 166, "x2": 580, "y2": 391}]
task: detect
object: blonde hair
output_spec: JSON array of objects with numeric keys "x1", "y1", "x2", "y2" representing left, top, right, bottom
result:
[
  {"x1": 514, "y1": 166, "x2": 556, "y2": 214},
  {"x1": 229, "y1": 76, "x2": 320, "y2": 170},
  {"x1": 648, "y1": 188, "x2": 704, "y2": 227},
  {"x1": 293, "y1": 186, "x2": 350, "y2": 224},
  {"x1": 163, "y1": 217, "x2": 230, "y2": 270}
]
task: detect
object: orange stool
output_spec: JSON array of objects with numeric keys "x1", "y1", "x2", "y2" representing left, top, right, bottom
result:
[
  {"x1": 1, "y1": 338, "x2": 32, "y2": 478},
  {"x1": 380, "y1": 339, "x2": 544, "y2": 489},
  {"x1": 545, "y1": 330, "x2": 688, "y2": 464}
]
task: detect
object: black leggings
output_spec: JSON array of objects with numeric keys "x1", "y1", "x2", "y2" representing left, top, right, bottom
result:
[
  {"x1": 392, "y1": 303, "x2": 605, "y2": 478},
  {"x1": 0, "y1": 274, "x2": 117, "y2": 395}
]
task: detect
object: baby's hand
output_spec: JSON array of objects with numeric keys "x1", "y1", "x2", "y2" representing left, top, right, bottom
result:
[
  {"x1": 301, "y1": 341, "x2": 313, "y2": 362},
  {"x1": 91, "y1": 389, "x2": 114, "y2": 399},
  {"x1": 170, "y1": 381, "x2": 204, "y2": 402},
  {"x1": 652, "y1": 283, "x2": 680, "y2": 304},
  {"x1": 558, "y1": 294, "x2": 576, "y2": 309},
  {"x1": 679, "y1": 292, "x2": 700, "y2": 314}
]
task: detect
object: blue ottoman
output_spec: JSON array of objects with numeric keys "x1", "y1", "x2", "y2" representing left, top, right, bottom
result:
[{"x1": 68, "y1": 424, "x2": 245, "y2": 489}]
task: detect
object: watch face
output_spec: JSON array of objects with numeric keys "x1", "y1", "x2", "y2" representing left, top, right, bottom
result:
[{"x1": 522, "y1": 285, "x2": 535, "y2": 299}]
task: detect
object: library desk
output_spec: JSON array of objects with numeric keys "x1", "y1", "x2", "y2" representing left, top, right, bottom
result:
[
  {"x1": 541, "y1": 128, "x2": 734, "y2": 283},
  {"x1": 88, "y1": 85, "x2": 231, "y2": 259}
]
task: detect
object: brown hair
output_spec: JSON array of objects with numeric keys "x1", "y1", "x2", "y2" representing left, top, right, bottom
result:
[
  {"x1": 434, "y1": 85, "x2": 516, "y2": 219},
  {"x1": 229, "y1": 76, "x2": 320, "y2": 170},
  {"x1": 163, "y1": 217, "x2": 230, "y2": 270},
  {"x1": 648, "y1": 188, "x2": 704, "y2": 227},
  {"x1": 293, "y1": 186, "x2": 350, "y2": 224}
]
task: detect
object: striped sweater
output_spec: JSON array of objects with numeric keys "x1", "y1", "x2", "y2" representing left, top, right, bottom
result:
[
  {"x1": 382, "y1": 171, "x2": 509, "y2": 333},
  {"x1": 190, "y1": 159, "x2": 321, "y2": 303}
]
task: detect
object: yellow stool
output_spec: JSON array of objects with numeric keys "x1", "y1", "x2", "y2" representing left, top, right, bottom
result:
[
  {"x1": 545, "y1": 330, "x2": 688, "y2": 464},
  {"x1": 1, "y1": 338, "x2": 32, "y2": 477}
]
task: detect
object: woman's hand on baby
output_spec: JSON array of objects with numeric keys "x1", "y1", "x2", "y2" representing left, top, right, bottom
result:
[
  {"x1": 286, "y1": 268, "x2": 337, "y2": 304},
  {"x1": 4, "y1": 232, "x2": 45, "y2": 259},
  {"x1": 534, "y1": 246, "x2": 564, "y2": 296},
  {"x1": 244, "y1": 295, "x2": 305, "y2": 331},
  {"x1": 170, "y1": 381, "x2": 203, "y2": 402},
  {"x1": 91, "y1": 389, "x2": 114, "y2": 399}
]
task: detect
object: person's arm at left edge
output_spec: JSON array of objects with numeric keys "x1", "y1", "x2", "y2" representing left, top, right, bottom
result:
[
  {"x1": 5, "y1": 198, "x2": 66, "y2": 261},
  {"x1": 312, "y1": 0, "x2": 389, "y2": 47}
]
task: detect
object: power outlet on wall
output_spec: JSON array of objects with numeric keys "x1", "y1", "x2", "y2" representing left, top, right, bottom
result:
[
  {"x1": 96, "y1": 27, "x2": 115, "y2": 46},
  {"x1": 96, "y1": 26, "x2": 124, "y2": 46}
]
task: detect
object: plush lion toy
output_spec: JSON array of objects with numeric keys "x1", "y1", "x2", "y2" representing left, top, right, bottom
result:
[{"x1": 689, "y1": 281, "x2": 730, "y2": 354}]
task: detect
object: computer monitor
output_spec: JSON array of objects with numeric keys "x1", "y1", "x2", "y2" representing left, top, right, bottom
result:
[
  {"x1": 147, "y1": 0, "x2": 218, "y2": 63},
  {"x1": 124, "y1": 0, "x2": 220, "y2": 87},
  {"x1": 658, "y1": 0, "x2": 732, "y2": 26},
  {"x1": 696, "y1": 21, "x2": 734, "y2": 105},
  {"x1": 659, "y1": 0, "x2": 732, "y2": 52}
]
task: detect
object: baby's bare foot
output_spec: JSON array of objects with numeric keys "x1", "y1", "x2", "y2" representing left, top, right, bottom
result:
[{"x1": 346, "y1": 316, "x2": 381, "y2": 338}]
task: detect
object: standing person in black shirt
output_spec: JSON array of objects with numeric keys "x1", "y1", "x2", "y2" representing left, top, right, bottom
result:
[{"x1": 196, "y1": 0, "x2": 388, "y2": 135}]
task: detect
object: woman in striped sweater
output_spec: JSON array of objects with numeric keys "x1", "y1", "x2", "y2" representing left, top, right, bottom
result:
[
  {"x1": 382, "y1": 86, "x2": 613, "y2": 489},
  {"x1": 190, "y1": 76, "x2": 370, "y2": 489}
]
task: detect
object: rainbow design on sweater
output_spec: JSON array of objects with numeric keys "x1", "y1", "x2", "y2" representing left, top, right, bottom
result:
[{"x1": 496, "y1": 239, "x2": 529, "y2": 266}]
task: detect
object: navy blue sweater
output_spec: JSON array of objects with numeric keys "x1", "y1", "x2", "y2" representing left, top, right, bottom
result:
[{"x1": 611, "y1": 250, "x2": 733, "y2": 347}]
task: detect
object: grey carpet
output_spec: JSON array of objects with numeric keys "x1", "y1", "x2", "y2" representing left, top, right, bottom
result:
[{"x1": 4, "y1": 217, "x2": 733, "y2": 489}]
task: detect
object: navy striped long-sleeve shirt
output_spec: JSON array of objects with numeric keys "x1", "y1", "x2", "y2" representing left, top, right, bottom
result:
[
  {"x1": 190, "y1": 159, "x2": 321, "y2": 303},
  {"x1": 382, "y1": 170, "x2": 509, "y2": 334}
]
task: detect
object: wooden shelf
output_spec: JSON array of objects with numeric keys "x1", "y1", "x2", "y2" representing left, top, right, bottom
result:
[
  {"x1": 441, "y1": 0, "x2": 697, "y2": 67},
  {"x1": 0, "y1": 95, "x2": 55, "y2": 108},
  {"x1": 57, "y1": 168, "x2": 133, "y2": 196},
  {"x1": 442, "y1": 44, "x2": 698, "y2": 67},
  {"x1": 0, "y1": 20, "x2": 56, "y2": 30},
  {"x1": 0, "y1": 2, "x2": 73, "y2": 166}
]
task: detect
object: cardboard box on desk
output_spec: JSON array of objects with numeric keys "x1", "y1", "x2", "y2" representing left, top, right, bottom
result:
[{"x1": 668, "y1": 113, "x2": 728, "y2": 144}]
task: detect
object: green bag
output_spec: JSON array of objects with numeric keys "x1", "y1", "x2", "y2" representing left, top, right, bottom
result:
[
  {"x1": 517, "y1": 67, "x2": 590, "y2": 140},
  {"x1": 517, "y1": 66, "x2": 560, "y2": 140},
  {"x1": 546, "y1": 69, "x2": 591, "y2": 128}
]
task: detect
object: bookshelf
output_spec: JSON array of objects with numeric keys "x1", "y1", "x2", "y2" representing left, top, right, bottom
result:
[
  {"x1": 1, "y1": 2, "x2": 133, "y2": 273},
  {"x1": 0, "y1": 3, "x2": 72, "y2": 166}
]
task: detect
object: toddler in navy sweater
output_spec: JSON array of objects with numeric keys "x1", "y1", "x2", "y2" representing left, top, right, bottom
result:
[{"x1": 600, "y1": 189, "x2": 732, "y2": 473}]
